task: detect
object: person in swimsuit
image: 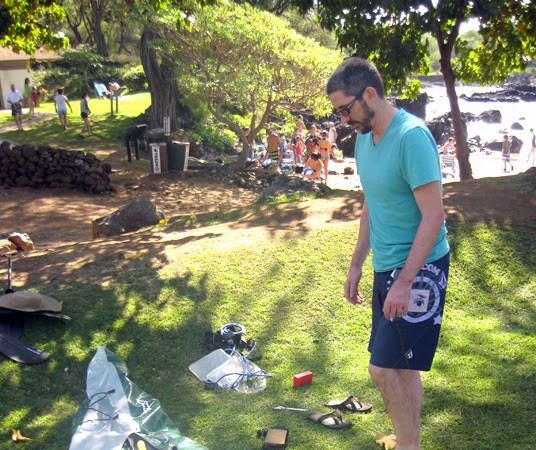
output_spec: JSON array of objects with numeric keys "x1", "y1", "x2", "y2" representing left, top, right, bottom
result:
[{"x1": 302, "y1": 151, "x2": 323, "y2": 181}]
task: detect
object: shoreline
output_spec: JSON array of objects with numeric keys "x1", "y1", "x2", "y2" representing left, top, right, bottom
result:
[{"x1": 326, "y1": 150, "x2": 534, "y2": 190}]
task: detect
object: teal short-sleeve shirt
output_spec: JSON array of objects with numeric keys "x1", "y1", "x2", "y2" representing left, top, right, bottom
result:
[{"x1": 355, "y1": 109, "x2": 449, "y2": 271}]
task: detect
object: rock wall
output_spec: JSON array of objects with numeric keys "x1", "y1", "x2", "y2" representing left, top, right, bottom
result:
[{"x1": 0, "y1": 141, "x2": 114, "y2": 194}]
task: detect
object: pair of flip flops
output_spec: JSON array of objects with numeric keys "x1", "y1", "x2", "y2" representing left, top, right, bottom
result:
[{"x1": 308, "y1": 396, "x2": 373, "y2": 429}]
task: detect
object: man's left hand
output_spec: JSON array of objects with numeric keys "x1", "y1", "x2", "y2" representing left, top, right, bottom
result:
[{"x1": 383, "y1": 280, "x2": 411, "y2": 320}]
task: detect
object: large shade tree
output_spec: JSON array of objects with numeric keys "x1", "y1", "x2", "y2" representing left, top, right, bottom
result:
[
  {"x1": 53, "y1": 0, "x2": 212, "y2": 131},
  {"x1": 164, "y1": 1, "x2": 342, "y2": 169},
  {"x1": 295, "y1": 0, "x2": 536, "y2": 180},
  {"x1": 135, "y1": 0, "x2": 215, "y2": 131},
  {"x1": 0, "y1": 0, "x2": 68, "y2": 54}
]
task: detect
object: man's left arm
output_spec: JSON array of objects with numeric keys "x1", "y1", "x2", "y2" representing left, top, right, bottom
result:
[{"x1": 382, "y1": 181, "x2": 445, "y2": 320}]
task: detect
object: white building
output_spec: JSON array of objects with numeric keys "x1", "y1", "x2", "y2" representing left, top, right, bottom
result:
[{"x1": 0, "y1": 47, "x2": 62, "y2": 109}]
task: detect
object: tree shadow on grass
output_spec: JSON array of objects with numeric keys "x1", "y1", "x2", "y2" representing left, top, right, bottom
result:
[
  {"x1": 0, "y1": 210, "x2": 375, "y2": 449},
  {"x1": 0, "y1": 187, "x2": 533, "y2": 449}
]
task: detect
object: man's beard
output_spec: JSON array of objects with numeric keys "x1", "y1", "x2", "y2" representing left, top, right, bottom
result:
[{"x1": 350, "y1": 101, "x2": 375, "y2": 134}]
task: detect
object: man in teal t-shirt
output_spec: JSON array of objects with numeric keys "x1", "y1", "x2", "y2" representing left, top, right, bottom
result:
[{"x1": 327, "y1": 57, "x2": 450, "y2": 450}]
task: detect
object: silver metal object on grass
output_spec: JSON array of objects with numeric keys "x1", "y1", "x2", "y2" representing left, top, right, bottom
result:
[{"x1": 272, "y1": 405, "x2": 308, "y2": 411}]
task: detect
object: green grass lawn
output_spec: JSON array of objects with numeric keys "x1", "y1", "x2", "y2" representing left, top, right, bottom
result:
[
  {"x1": 0, "y1": 184, "x2": 534, "y2": 449},
  {"x1": 0, "y1": 92, "x2": 150, "y2": 150}
]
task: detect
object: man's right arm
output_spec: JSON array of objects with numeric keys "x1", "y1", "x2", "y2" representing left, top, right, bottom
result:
[{"x1": 344, "y1": 199, "x2": 371, "y2": 305}]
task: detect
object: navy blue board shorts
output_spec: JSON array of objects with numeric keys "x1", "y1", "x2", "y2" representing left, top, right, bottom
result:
[{"x1": 368, "y1": 252, "x2": 450, "y2": 371}]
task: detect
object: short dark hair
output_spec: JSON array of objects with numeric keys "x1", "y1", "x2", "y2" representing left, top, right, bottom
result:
[
  {"x1": 57, "y1": 89, "x2": 63, "y2": 94},
  {"x1": 327, "y1": 57, "x2": 385, "y2": 99},
  {"x1": 310, "y1": 152, "x2": 320, "y2": 160}
]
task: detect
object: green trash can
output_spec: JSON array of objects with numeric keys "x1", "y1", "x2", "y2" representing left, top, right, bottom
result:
[{"x1": 168, "y1": 141, "x2": 190, "y2": 171}]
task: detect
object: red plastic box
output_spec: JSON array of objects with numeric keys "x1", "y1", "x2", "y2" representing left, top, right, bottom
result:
[{"x1": 293, "y1": 370, "x2": 313, "y2": 387}]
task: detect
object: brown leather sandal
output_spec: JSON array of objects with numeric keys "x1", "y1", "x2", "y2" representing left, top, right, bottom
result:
[{"x1": 325, "y1": 396, "x2": 373, "y2": 412}]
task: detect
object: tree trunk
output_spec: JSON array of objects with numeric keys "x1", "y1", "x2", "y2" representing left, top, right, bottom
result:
[
  {"x1": 442, "y1": 77, "x2": 473, "y2": 180},
  {"x1": 232, "y1": 105, "x2": 272, "y2": 171},
  {"x1": 65, "y1": 13, "x2": 84, "y2": 46},
  {"x1": 235, "y1": 137, "x2": 252, "y2": 170},
  {"x1": 140, "y1": 27, "x2": 179, "y2": 131},
  {"x1": 438, "y1": 23, "x2": 473, "y2": 181},
  {"x1": 90, "y1": 0, "x2": 108, "y2": 57},
  {"x1": 118, "y1": 19, "x2": 131, "y2": 54}
]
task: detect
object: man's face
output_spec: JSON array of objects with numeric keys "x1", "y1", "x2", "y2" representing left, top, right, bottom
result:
[
  {"x1": 329, "y1": 90, "x2": 375, "y2": 135},
  {"x1": 10, "y1": 84, "x2": 15, "y2": 92}
]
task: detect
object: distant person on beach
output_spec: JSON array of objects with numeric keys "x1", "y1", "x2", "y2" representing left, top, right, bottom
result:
[
  {"x1": 527, "y1": 128, "x2": 535, "y2": 167},
  {"x1": 265, "y1": 128, "x2": 282, "y2": 172},
  {"x1": 54, "y1": 89, "x2": 73, "y2": 131},
  {"x1": 442, "y1": 137, "x2": 455, "y2": 155},
  {"x1": 328, "y1": 121, "x2": 338, "y2": 144},
  {"x1": 7, "y1": 84, "x2": 24, "y2": 131},
  {"x1": 501, "y1": 134, "x2": 513, "y2": 173},
  {"x1": 302, "y1": 151, "x2": 323, "y2": 181},
  {"x1": 296, "y1": 115, "x2": 306, "y2": 136}
]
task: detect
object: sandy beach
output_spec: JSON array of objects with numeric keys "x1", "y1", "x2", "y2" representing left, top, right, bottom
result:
[{"x1": 327, "y1": 149, "x2": 534, "y2": 190}]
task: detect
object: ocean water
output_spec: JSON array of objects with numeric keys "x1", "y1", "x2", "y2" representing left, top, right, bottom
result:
[
  {"x1": 424, "y1": 84, "x2": 535, "y2": 148},
  {"x1": 333, "y1": 84, "x2": 535, "y2": 188}
]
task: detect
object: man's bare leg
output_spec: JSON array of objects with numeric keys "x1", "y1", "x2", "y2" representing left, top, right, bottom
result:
[
  {"x1": 14, "y1": 115, "x2": 22, "y2": 130},
  {"x1": 369, "y1": 364, "x2": 423, "y2": 450}
]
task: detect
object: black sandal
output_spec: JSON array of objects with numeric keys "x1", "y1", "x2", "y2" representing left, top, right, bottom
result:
[{"x1": 307, "y1": 410, "x2": 352, "y2": 429}]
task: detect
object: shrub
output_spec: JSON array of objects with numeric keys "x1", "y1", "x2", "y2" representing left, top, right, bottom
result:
[
  {"x1": 36, "y1": 47, "x2": 121, "y2": 97},
  {"x1": 36, "y1": 87, "x2": 48, "y2": 103},
  {"x1": 189, "y1": 123, "x2": 236, "y2": 153},
  {"x1": 121, "y1": 65, "x2": 147, "y2": 92}
]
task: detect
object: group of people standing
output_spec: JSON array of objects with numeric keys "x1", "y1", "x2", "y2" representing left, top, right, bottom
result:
[
  {"x1": 6, "y1": 79, "x2": 92, "y2": 138},
  {"x1": 260, "y1": 117, "x2": 343, "y2": 185},
  {"x1": 300, "y1": 121, "x2": 343, "y2": 184},
  {"x1": 6, "y1": 78, "x2": 38, "y2": 131}
]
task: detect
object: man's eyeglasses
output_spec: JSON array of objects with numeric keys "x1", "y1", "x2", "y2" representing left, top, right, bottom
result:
[{"x1": 334, "y1": 88, "x2": 367, "y2": 117}]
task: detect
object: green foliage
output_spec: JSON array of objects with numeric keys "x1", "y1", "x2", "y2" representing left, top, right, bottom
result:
[
  {"x1": 121, "y1": 65, "x2": 148, "y2": 92},
  {"x1": 282, "y1": 8, "x2": 339, "y2": 50},
  {"x1": 454, "y1": 1, "x2": 536, "y2": 84},
  {"x1": 308, "y1": 0, "x2": 431, "y2": 97},
  {"x1": 169, "y1": 1, "x2": 342, "y2": 156},
  {"x1": 0, "y1": 0, "x2": 68, "y2": 54},
  {"x1": 423, "y1": 33, "x2": 441, "y2": 73},
  {"x1": 188, "y1": 123, "x2": 237, "y2": 153},
  {"x1": 36, "y1": 87, "x2": 49, "y2": 103},
  {"x1": 38, "y1": 47, "x2": 121, "y2": 96},
  {"x1": 298, "y1": 0, "x2": 536, "y2": 96}
]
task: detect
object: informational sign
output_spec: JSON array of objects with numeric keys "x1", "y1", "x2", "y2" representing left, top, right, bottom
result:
[
  {"x1": 163, "y1": 116, "x2": 170, "y2": 136},
  {"x1": 150, "y1": 143, "x2": 162, "y2": 173}
]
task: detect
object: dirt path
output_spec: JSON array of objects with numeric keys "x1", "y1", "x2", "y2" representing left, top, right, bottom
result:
[{"x1": 1, "y1": 147, "x2": 534, "y2": 291}]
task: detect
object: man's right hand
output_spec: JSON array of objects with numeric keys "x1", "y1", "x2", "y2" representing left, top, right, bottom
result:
[{"x1": 344, "y1": 265, "x2": 364, "y2": 305}]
